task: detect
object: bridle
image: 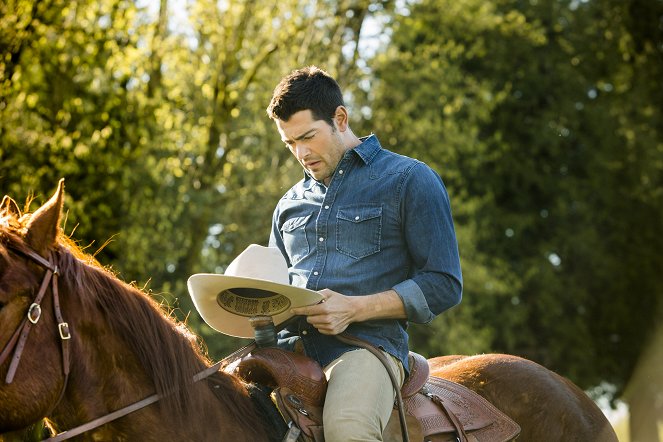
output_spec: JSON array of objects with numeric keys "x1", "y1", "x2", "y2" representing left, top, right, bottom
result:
[
  {"x1": 0, "y1": 242, "x2": 254, "y2": 441},
  {"x1": 0, "y1": 244, "x2": 71, "y2": 392}
]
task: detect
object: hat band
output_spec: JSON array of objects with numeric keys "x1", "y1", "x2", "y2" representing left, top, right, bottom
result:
[{"x1": 216, "y1": 288, "x2": 291, "y2": 317}]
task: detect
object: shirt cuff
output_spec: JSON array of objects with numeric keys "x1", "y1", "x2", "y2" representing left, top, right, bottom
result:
[{"x1": 392, "y1": 279, "x2": 435, "y2": 324}]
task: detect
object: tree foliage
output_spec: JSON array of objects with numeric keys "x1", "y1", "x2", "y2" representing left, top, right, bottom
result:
[
  {"x1": 1, "y1": 0, "x2": 661, "y2": 434},
  {"x1": 1, "y1": 0, "x2": 393, "y2": 355},
  {"x1": 366, "y1": 0, "x2": 663, "y2": 426}
]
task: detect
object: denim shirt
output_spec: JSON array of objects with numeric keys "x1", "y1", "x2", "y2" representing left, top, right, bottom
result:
[{"x1": 269, "y1": 135, "x2": 462, "y2": 373}]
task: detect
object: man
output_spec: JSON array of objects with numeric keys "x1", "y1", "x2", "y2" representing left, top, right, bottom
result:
[{"x1": 267, "y1": 66, "x2": 462, "y2": 441}]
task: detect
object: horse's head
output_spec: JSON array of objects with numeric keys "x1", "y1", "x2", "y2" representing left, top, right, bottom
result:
[
  {"x1": 0, "y1": 180, "x2": 68, "y2": 431},
  {"x1": 1, "y1": 181, "x2": 269, "y2": 440}
]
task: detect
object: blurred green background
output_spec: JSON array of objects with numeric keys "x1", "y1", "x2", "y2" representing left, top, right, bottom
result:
[{"x1": 1, "y1": 0, "x2": 661, "y2": 439}]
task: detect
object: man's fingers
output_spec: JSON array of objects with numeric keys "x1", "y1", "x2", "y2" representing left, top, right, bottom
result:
[
  {"x1": 290, "y1": 289, "x2": 351, "y2": 335},
  {"x1": 290, "y1": 306, "x2": 306, "y2": 315},
  {"x1": 291, "y1": 305, "x2": 319, "y2": 315},
  {"x1": 292, "y1": 296, "x2": 328, "y2": 315}
]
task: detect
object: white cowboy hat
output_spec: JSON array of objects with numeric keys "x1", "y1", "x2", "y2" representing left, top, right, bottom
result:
[{"x1": 188, "y1": 244, "x2": 322, "y2": 338}]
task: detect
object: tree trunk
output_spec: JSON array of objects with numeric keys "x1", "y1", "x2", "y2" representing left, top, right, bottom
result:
[{"x1": 626, "y1": 324, "x2": 663, "y2": 442}]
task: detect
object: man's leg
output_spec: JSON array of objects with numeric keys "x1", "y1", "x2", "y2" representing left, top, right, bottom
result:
[{"x1": 322, "y1": 349, "x2": 405, "y2": 442}]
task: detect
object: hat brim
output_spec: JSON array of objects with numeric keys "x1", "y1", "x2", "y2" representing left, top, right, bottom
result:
[{"x1": 188, "y1": 273, "x2": 323, "y2": 338}]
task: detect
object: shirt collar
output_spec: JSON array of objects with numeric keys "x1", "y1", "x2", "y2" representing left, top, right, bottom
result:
[{"x1": 352, "y1": 134, "x2": 382, "y2": 165}]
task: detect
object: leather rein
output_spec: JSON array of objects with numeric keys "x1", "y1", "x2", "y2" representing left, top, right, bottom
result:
[
  {"x1": 0, "y1": 246, "x2": 71, "y2": 388},
  {"x1": 0, "y1": 244, "x2": 253, "y2": 441}
]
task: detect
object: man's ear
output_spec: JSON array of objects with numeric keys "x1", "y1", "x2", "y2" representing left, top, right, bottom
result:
[
  {"x1": 25, "y1": 179, "x2": 65, "y2": 257},
  {"x1": 333, "y1": 106, "x2": 350, "y2": 132}
]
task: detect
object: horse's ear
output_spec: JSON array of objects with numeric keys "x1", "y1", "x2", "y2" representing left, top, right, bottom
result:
[
  {"x1": 1, "y1": 195, "x2": 21, "y2": 217},
  {"x1": 25, "y1": 179, "x2": 65, "y2": 256}
]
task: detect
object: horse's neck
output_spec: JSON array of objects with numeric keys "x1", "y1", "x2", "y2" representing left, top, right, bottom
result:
[
  {"x1": 52, "y1": 351, "x2": 270, "y2": 441},
  {"x1": 47, "y1": 283, "x2": 269, "y2": 441},
  {"x1": 49, "y1": 326, "x2": 155, "y2": 431}
]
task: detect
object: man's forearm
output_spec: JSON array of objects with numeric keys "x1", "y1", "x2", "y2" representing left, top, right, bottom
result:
[{"x1": 351, "y1": 289, "x2": 407, "y2": 322}]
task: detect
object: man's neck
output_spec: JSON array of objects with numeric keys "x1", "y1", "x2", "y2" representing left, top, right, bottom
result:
[{"x1": 342, "y1": 128, "x2": 362, "y2": 150}]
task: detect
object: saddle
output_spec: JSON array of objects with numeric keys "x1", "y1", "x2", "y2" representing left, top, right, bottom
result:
[{"x1": 236, "y1": 347, "x2": 520, "y2": 442}]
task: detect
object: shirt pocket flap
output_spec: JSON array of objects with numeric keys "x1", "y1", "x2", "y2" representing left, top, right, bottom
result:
[
  {"x1": 282, "y1": 214, "x2": 311, "y2": 233},
  {"x1": 337, "y1": 206, "x2": 382, "y2": 223}
]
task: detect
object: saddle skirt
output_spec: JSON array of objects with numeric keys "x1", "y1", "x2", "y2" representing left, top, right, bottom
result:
[{"x1": 235, "y1": 347, "x2": 520, "y2": 442}]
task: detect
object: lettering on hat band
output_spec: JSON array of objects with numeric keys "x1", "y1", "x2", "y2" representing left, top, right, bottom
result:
[{"x1": 217, "y1": 288, "x2": 291, "y2": 317}]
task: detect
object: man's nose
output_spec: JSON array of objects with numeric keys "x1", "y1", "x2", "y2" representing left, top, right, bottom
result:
[{"x1": 293, "y1": 143, "x2": 310, "y2": 159}]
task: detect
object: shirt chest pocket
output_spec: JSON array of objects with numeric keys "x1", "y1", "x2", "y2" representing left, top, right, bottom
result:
[
  {"x1": 282, "y1": 214, "x2": 311, "y2": 265},
  {"x1": 336, "y1": 205, "x2": 382, "y2": 259}
]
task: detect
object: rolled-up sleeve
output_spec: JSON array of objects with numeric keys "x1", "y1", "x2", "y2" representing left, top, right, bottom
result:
[{"x1": 392, "y1": 162, "x2": 462, "y2": 323}]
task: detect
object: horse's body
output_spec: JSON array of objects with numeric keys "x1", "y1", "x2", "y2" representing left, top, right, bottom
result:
[
  {"x1": 0, "y1": 182, "x2": 617, "y2": 441},
  {"x1": 428, "y1": 355, "x2": 618, "y2": 441}
]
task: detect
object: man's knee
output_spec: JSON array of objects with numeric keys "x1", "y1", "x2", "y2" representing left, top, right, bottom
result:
[{"x1": 322, "y1": 349, "x2": 404, "y2": 441}]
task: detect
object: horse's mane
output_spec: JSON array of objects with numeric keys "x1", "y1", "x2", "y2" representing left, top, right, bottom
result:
[
  {"x1": 0, "y1": 209, "x2": 265, "y2": 437},
  {"x1": 55, "y1": 235, "x2": 210, "y2": 419}
]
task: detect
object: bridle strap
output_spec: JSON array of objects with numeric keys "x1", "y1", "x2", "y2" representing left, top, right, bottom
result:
[
  {"x1": 1, "y1": 251, "x2": 53, "y2": 382},
  {"x1": 49, "y1": 268, "x2": 71, "y2": 406},
  {"x1": 0, "y1": 262, "x2": 54, "y2": 372},
  {"x1": 0, "y1": 246, "x2": 71, "y2": 399},
  {"x1": 44, "y1": 342, "x2": 257, "y2": 441},
  {"x1": 44, "y1": 361, "x2": 224, "y2": 442},
  {"x1": 0, "y1": 315, "x2": 29, "y2": 372}
]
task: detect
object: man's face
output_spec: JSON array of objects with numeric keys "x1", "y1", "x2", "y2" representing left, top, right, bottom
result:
[{"x1": 276, "y1": 109, "x2": 348, "y2": 186}]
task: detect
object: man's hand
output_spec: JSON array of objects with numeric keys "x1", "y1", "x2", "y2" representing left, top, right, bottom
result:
[
  {"x1": 290, "y1": 289, "x2": 408, "y2": 335},
  {"x1": 291, "y1": 289, "x2": 354, "y2": 335}
]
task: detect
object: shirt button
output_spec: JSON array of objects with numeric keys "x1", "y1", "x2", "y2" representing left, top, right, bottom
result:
[
  {"x1": 324, "y1": 205, "x2": 330, "y2": 209},
  {"x1": 313, "y1": 271, "x2": 319, "y2": 276},
  {"x1": 338, "y1": 170, "x2": 344, "y2": 174},
  {"x1": 319, "y1": 237, "x2": 324, "y2": 242},
  {"x1": 355, "y1": 216, "x2": 360, "y2": 220},
  {"x1": 302, "y1": 330, "x2": 308, "y2": 335}
]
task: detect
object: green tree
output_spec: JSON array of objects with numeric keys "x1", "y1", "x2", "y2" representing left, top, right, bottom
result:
[
  {"x1": 368, "y1": 0, "x2": 662, "y2": 435},
  {"x1": 0, "y1": 0, "x2": 395, "y2": 358}
]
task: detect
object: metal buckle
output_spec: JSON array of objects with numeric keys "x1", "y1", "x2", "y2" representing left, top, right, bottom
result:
[
  {"x1": 283, "y1": 423, "x2": 301, "y2": 442},
  {"x1": 58, "y1": 322, "x2": 71, "y2": 340},
  {"x1": 287, "y1": 394, "x2": 309, "y2": 416},
  {"x1": 27, "y1": 303, "x2": 42, "y2": 324}
]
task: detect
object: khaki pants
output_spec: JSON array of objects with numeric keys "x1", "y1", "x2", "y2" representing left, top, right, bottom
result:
[{"x1": 322, "y1": 349, "x2": 405, "y2": 442}]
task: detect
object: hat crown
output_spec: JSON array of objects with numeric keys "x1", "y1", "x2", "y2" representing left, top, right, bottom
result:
[{"x1": 225, "y1": 244, "x2": 290, "y2": 285}]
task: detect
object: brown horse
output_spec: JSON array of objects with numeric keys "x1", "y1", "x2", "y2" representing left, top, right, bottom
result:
[{"x1": 0, "y1": 182, "x2": 617, "y2": 441}]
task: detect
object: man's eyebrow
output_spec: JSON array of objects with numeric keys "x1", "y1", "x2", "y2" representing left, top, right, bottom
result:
[{"x1": 283, "y1": 129, "x2": 317, "y2": 143}]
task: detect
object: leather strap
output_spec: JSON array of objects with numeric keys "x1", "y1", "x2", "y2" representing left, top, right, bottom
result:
[
  {"x1": 15, "y1": 245, "x2": 54, "y2": 268},
  {"x1": 44, "y1": 361, "x2": 224, "y2": 441},
  {"x1": 43, "y1": 342, "x2": 257, "y2": 441},
  {"x1": 427, "y1": 391, "x2": 469, "y2": 442},
  {"x1": 335, "y1": 332, "x2": 409, "y2": 442},
  {"x1": 49, "y1": 268, "x2": 71, "y2": 408},
  {"x1": 0, "y1": 246, "x2": 72, "y2": 427},
  {"x1": 0, "y1": 315, "x2": 28, "y2": 372},
  {"x1": 1, "y1": 250, "x2": 57, "y2": 383}
]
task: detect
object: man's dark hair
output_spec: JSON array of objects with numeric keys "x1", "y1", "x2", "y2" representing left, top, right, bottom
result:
[{"x1": 266, "y1": 66, "x2": 344, "y2": 126}]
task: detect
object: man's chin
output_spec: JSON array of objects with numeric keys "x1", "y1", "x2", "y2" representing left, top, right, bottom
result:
[{"x1": 306, "y1": 169, "x2": 323, "y2": 180}]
